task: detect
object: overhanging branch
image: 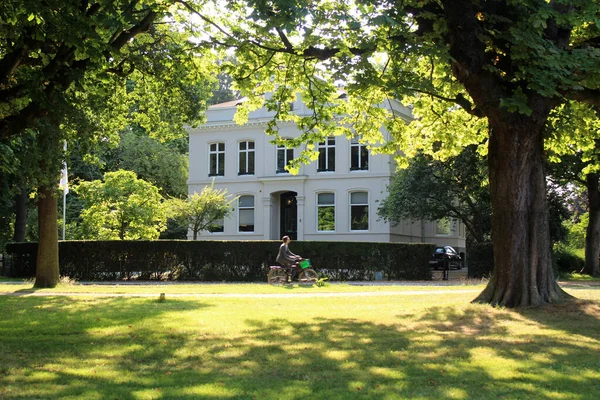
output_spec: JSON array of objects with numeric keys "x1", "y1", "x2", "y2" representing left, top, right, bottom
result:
[
  {"x1": 405, "y1": 87, "x2": 484, "y2": 117},
  {"x1": 562, "y1": 88, "x2": 600, "y2": 107}
]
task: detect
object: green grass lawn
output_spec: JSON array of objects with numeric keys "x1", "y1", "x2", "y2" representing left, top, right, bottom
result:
[{"x1": 1, "y1": 285, "x2": 599, "y2": 399}]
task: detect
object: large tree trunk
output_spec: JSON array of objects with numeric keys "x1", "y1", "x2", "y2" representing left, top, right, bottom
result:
[
  {"x1": 583, "y1": 173, "x2": 600, "y2": 277},
  {"x1": 12, "y1": 186, "x2": 27, "y2": 242},
  {"x1": 34, "y1": 185, "x2": 59, "y2": 288},
  {"x1": 473, "y1": 121, "x2": 572, "y2": 307}
]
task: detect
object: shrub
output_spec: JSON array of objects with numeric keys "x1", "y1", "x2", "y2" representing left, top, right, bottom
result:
[
  {"x1": 467, "y1": 242, "x2": 494, "y2": 279},
  {"x1": 553, "y1": 244, "x2": 585, "y2": 276},
  {"x1": 467, "y1": 242, "x2": 587, "y2": 280}
]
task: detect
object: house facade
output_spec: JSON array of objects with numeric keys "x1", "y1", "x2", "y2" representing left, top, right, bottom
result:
[{"x1": 187, "y1": 98, "x2": 466, "y2": 252}]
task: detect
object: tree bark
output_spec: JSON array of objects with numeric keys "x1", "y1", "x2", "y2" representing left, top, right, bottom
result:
[
  {"x1": 583, "y1": 173, "x2": 600, "y2": 277},
  {"x1": 34, "y1": 185, "x2": 59, "y2": 288},
  {"x1": 473, "y1": 121, "x2": 572, "y2": 307},
  {"x1": 12, "y1": 186, "x2": 27, "y2": 242}
]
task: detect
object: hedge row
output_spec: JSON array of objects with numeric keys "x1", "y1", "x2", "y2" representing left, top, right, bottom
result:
[
  {"x1": 466, "y1": 242, "x2": 587, "y2": 279},
  {"x1": 5, "y1": 240, "x2": 435, "y2": 281},
  {"x1": 467, "y1": 242, "x2": 494, "y2": 279}
]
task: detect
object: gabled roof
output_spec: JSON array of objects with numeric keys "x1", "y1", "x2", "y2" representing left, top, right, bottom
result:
[{"x1": 208, "y1": 98, "x2": 247, "y2": 109}]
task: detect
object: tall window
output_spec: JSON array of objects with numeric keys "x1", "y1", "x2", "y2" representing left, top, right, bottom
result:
[
  {"x1": 238, "y1": 141, "x2": 255, "y2": 175},
  {"x1": 238, "y1": 195, "x2": 255, "y2": 232},
  {"x1": 318, "y1": 137, "x2": 336, "y2": 172},
  {"x1": 350, "y1": 191, "x2": 369, "y2": 231},
  {"x1": 317, "y1": 193, "x2": 335, "y2": 231},
  {"x1": 350, "y1": 138, "x2": 368, "y2": 171},
  {"x1": 209, "y1": 142, "x2": 225, "y2": 176},
  {"x1": 276, "y1": 142, "x2": 294, "y2": 173}
]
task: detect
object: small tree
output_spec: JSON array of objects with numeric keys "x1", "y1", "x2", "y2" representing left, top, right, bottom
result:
[
  {"x1": 174, "y1": 182, "x2": 236, "y2": 240},
  {"x1": 75, "y1": 170, "x2": 167, "y2": 240}
]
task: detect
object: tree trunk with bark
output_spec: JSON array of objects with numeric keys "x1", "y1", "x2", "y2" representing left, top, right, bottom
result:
[
  {"x1": 584, "y1": 173, "x2": 600, "y2": 277},
  {"x1": 34, "y1": 185, "x2": 59, "y2": 288},
  {"x1": 12, "y1": 186, "x2": 27, "y2": 242},
  {"x1": 473, "y1": 120, "x2": 572, "y2": 307}
]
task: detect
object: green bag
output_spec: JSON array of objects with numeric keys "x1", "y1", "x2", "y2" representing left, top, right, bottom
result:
[{"x1": 299, "y1": 259, "x2": 311, "y2": 269}]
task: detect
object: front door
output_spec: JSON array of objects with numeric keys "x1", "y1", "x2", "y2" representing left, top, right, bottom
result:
[{"x1": 280, "y1": 192, "x2": 297, "y2": 240}]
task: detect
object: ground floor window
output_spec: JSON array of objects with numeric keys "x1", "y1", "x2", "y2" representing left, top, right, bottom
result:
[
  {"x1": 238, "y1": 195, "x2": 255, "y2": 232},
  {"x1": 350, "y1": 191, "x2": 368, "y2": 231},
  {"x1": 317, "y1": 193, "x2": 335, "y2": 231},
  {"x1": 208, "y1": 218, "x2": 224, "y2": 233}
]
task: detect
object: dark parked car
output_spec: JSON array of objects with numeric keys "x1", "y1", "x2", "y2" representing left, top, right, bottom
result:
[{"x1": 430, "y1": 246, "x2": 463, "y2": 270}]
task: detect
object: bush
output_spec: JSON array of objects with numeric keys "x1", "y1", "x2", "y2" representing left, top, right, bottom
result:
[
  {"x1": 467, "y1": 242, "x2": 587, "y2": 279},
  {"x1": 467, "y1": 242, "x2": 494, "y2": 279},
  {"x1": 553, "y1": 245, "x2": 585, "y2": 276},
  {"x1": 5, "y1": 240, "x2": 435, "y2": 282}
]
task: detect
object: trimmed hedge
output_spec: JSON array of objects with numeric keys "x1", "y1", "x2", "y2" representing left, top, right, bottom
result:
[
  {"x1": 467, "y1": 242, "x2": 494, "y2": 279},
  {"x1": 5, "y1": 240, "x2": 435, "y2": 282},
  {"x1": 466, "y1": 242, "x2": 586, "y2": 279}
]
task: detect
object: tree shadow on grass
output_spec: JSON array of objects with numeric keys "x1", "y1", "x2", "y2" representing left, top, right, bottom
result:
[{"x1": 1, "y1": 297, "x2": 599, "y2": 399}]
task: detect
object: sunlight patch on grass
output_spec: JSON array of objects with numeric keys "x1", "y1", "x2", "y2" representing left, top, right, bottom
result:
[
  {"x1": 369, "y1": 366, "x2": 405, "y2": 380},
  {"x1": 441, "y1": 387, "x2": 469, "y2": 399}
]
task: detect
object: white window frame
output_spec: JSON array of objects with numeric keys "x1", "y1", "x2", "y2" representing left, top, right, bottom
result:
[
  {"x1": 208, "y1": 142, "x2": 225, "y2": 177},
  {"x1": 237, "y1": 195, "x2": 255, "y2": 233},
  {"x1": 349, "y1": 191, "x2": 369, "y2": 231},
  {"x1": 350, "y1": 138, "x2": 368, "y2": 171},
  {"x1": 238, "y1": 140, "x2": 255, "y2": 176},
  {"x1": 317, "y1": 137, "x2": 336, "y2": 172},
  {"x1": 276, "y1": 141, "x2": 294, "y2": 173},
  {"x1": 316, "y1": 192, "x2": 336, "y2": 232}
]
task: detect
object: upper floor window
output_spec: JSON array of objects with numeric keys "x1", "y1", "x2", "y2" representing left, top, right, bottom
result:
[
  {"x1": 238, "y1": 195, "x2": 255, "y2": 232},
  {"x1": 350, "y1": 191, "x2": 369, "y2": 231},
  {"x1": 317, "y1": 193, "x2": 335, "y2": 232},
  {"x1": 238, "y1": 141, "x2": 255, "y2": 175},
  {"x1": 209, "y1": 142, "x2": 225, "y2": 177},
  {"x1": 276, "y1": 142, "x2": 294, "y2": 173},
  {"x1": 350, "y1": 138, "x2": 368, "y2": 171},
  {"x1": 318, "y1": 137, "x2": 336, "y2": 172}
]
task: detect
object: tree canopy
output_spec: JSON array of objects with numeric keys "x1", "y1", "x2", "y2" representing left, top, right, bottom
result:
[
  {"x1": 195, "y1": 0, "x2": 600, "y2": 307},
  {"x1": 1, "y1": 0, "x2": 217, "y2": 286},
  {"x1": 171, "y1": 182, "x2": 236, "y2": 240},
  {"x1": 378, "y1": 146, "x2": 491, "y2": 244},
  {"x1": 75, "y1": 170, "x2": 168, "y2": 240}
]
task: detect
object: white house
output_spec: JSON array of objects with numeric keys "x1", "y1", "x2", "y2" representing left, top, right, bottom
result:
[{"x1": 187, "y1": 97, "x2": 466, "y2": 252}]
